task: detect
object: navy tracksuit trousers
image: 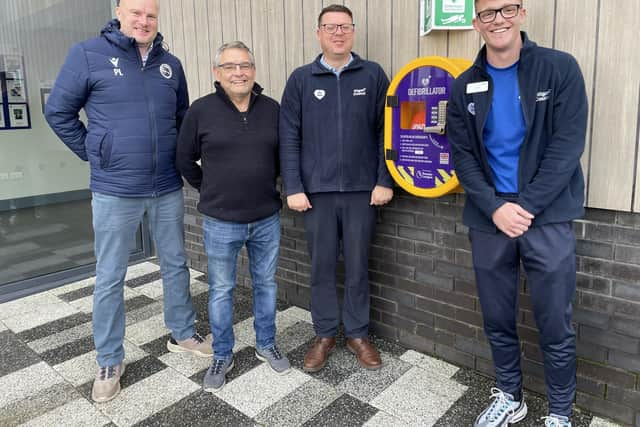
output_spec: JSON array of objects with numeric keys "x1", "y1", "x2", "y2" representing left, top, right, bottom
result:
[
  {"x1": 469, "y1": 222, "x2": 577, "y2": 417},
  {"x1": 303, "y1": 192, "x2": 376, "y2": 338}
]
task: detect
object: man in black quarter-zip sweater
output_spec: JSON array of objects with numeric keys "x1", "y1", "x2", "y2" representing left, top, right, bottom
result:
[{"x1": 176, "y1": 41, "x2": 289, "y2": 393}]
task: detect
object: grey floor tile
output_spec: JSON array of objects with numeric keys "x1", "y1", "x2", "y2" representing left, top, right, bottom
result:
[
  {"x1": 124, "y1": 262, "x2": 161, "y2": 280},
  {"x1": 140, "y1": 333, "x2": 172, "y2": 358},
  {"x1": 17, "y1": 312, "x2": 92, "y2": 343},
  {"x1": 370, "y1": 366, "x2": 467, "y2": 426},
  {"x1": 27, "y1": 322, "x2": 93, "y2": 354},
  {"x1": 302, "y1": 393, "x2": 378, "y2": 427},
  {"x1": 277, "y1": 320, "x2": 316, "y2": 353},
  {"x1": 77, "y1": 355, "x2": 168, "y2": 400},
  {"x1": 368, "y1": 334, "x2": 408, "y2": 358},
  {"x1": 126, "y1": 313, "x2": 170, "y2": 346},
  {"x1": 255, "y1": 378, "x2": 340, "y2": 427},
  {"x1": 125, "y1": 271, "x2": 162, "y2": 289},
  {"x1": 3, "y1": 300, "x2": 79, "y2": 333},
  {"x1": 125, "y1": 301, "x2": 164, "y2": 326},
  {"x1": 19, "y1": 397, "x2": 110, "y2": 427},
  {"x1": 337, "y1": 353, "x2": 413, "y2": 402},
  {"x1": 39, "y1": 335, "x2": 95, "y2": 366},
  {"x1": 0, "y1": 362, "x2": 67, "y2": 408},
  {"x1": 213, "y1": 363, "x2": 310, "y2": 418},
  {"x1": 158, "y1": 349, "x2": 213, "y2": 378},
  {"x1": 0, "y1": 330, "x2": 42, "y2": 377},
  {"x1": 57, "y1": 285, "x2": 95, "y2": 302},
  {"x1": 0, "y1": 381, "x2": 81, "y2": 427},
  {"x1": 125, "y1": 295, "x2": 157, "y2": 312},
  {"x1": 363, "y1": 411, "x2": 412, "y2": 426},
  {"x1": 96, "y1": 368, "x2": 200, "y2": 426},
  {"x1": 133, "y1": 391, "x2": 253, "y2": 427},
  {"x1": 52, "y1": 339, "x2": 148, "y2": 386}
]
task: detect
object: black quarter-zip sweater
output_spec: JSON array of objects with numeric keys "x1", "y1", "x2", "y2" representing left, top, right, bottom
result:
[{"x1": 176, "y1": 82, "x2": 282, "y2": 223}]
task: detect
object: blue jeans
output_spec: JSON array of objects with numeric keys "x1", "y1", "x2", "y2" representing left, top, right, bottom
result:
[
  {"x1": 203, "y1": 212, "x2": 280, "y2": 360},
  {"x1": 91, "y1": 190, "x2": 196, "y2": 367}
]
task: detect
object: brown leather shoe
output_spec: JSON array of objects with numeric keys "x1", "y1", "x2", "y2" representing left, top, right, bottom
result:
[
  {"x1": 346, "y1": 337, "x2": 382, "y2": 370},
  {"x1": 303, "y1": 336, "x2": 336, "y2": 372}
]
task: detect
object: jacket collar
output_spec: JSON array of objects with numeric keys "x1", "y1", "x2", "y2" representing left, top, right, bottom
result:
[
  {"x1": 101, "y1": 19, "x2": 164, "y2": 54},
  {"x1": 214, "y1": 81, "x2": 264, "y2": 111},
  {"x1": 311, "y1": 52, "x2": 364, "y2": 75},
  {"x1": 472, "y1": 31, "x2": 537, "y2": 71}
]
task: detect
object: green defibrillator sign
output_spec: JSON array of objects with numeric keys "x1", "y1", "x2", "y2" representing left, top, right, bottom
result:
[{"x1": 420, "y1": 0, "x2": 475, "y2": 35}]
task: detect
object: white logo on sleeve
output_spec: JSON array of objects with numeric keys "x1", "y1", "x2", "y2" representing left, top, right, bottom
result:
[
  {"x1": 314, "y1": 89, "x2": 326, "y2": 100},
  {"x1": 536, "y1": 89, "x2": 551, "y2": 102},
  {"x1": 110, "y1": 57, "x2": 123, "y2": 76},
  {"x1": 160, "y1": 64, "x2": 173, "y2": 79},
  {"x1": 467, "y1": 102, "x2": 476, "y2": 116},
  {"x1": 353, "y1": 87, "x2": 367, "y2": 96}
]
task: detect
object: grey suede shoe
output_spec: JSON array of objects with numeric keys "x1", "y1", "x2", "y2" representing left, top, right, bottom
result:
[
  {"x1": 203, "y1": 357, "x2": 234, "y2": 392},
  {"x1": 256, "y1": 344, "x2": 291, "y2": 374}
]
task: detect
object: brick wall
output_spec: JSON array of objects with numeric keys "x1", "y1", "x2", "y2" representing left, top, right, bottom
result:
[{"x1": 183, "y1": 186, "x2": 640, "y2": 426}]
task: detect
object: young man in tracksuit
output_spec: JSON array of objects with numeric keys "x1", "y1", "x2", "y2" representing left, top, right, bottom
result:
[
  {"x1": 177, "y1": 41, "x2": 289, "y2": 392},
  {"x1": 279, "y1": 4, "x2": 393, "y2": 372},
  {"x1": 446, "y1": 1, "x2": 587, "y2": 426}
]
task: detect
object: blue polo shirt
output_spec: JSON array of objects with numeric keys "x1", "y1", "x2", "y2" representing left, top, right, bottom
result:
[{"x1": 483, "y1": 61, "x2": 526, "y2": 193}]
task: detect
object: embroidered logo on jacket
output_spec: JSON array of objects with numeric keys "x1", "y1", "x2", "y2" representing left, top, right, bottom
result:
[
  {"x1": 467, "y1": 102, "x2": 476, "y2": 116},
  {"x1": 110, "y1": 57, "x2": 123, "y2": 76},
  {"x1": 314, "y1": 89, "x2": 326, "y2": 100},
  {"x1": 353, "y1": 88, "x2": 367, "y2": 96},
  {"x1": 536, "y1": 90, "x2": 551, "y2": 102},
  {"x1": 160, "y1": 64, "x2": 173, "y2": 79}
]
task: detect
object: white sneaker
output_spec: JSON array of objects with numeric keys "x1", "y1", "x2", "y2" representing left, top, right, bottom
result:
[
  {"x1": 474, "y1": 387, "x2": 528, "y2": 426},
  {"x1": 542, "y1": 414, "x2": 572, "y2": 427}
]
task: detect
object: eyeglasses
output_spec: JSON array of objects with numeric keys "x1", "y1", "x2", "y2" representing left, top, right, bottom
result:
[
  {"x1": 217, "y1": 62, "x2": 254, "y2": 72},
  {"x1": 319, "y1": 23, "x2": 355, "y2": 34},
  {"x1": 476, "y1": 4, "x2": 521, "y2": 23}
]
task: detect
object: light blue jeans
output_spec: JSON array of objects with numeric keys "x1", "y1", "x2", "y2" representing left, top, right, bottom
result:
[
  {"x1": 91, "y1": 190, "x2": 195, "y2": 367},
  {"x1": 203, "y1": 212, "x2": 280, "y2": 360}
]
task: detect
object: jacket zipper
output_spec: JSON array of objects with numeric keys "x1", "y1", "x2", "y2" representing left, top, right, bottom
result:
[
  {"x1": 336, "y1": 74, "x2": 343, "y2": 191},
  {"x1": 516, "y1": 72, "x2": 530, "y2": 193},
  {"x1": 140, "y1": 46, "x2": 159, "y2": 197}
]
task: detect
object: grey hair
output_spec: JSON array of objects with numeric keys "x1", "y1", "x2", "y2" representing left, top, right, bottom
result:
[{"x1": 214, "y1": 41, "x2": 255, "y2": 66}]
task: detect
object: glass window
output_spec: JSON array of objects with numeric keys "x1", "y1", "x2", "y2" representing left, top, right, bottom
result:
[{"x1": 0, "y1": 1, "x2": 143, "y2": 289}]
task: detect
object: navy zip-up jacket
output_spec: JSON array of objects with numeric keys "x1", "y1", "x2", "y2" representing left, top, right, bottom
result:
[
  {"x1": 447, "y1": 33, "x2": 587, "y2": 232},
  {"x1": 279, "y1": 53, "x2": 393, "y2": 196},
  {"x1": 45, "y1": 19, "x2": 189, "y2": 197}
]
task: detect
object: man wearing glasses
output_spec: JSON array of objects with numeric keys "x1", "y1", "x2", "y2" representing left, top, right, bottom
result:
[
  {"x1": 177, "y1": 41, "x2": 289, "y2": 391},
  {"x1": 280, "y1": 4, "x2": 393, "y2": 372},
  {"x1": 447, "y1": 1, "x2": 587, "y2": 426}
]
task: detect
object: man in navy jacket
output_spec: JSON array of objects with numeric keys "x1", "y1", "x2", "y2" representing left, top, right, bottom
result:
[
  {"x1": 45, "y1": 0, "x2": 210, "y2": 403},
  {"x1": 280, "y1": 4, "x2": 393, "y2": 373},
  {"x1": 447, "y1": 1, "x2": 587, "y2": 426}
]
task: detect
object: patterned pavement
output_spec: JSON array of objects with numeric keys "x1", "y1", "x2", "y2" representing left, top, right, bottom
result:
[{"x1": 0, "y1": 262, "x2": 624, "y2": 426}]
